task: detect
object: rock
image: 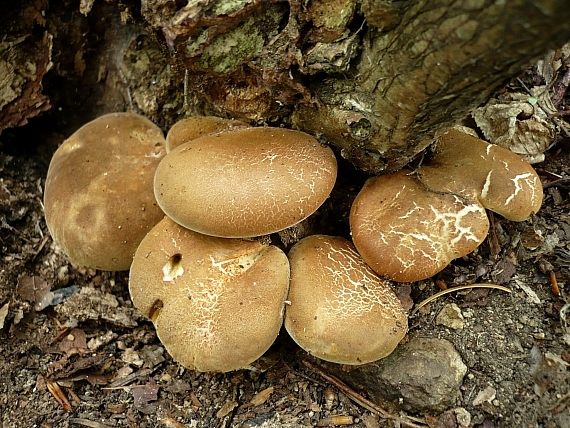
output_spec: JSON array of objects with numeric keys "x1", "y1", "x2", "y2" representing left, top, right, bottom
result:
[
  {"x1": 472, "y1": 386, "x2": 496, "y2": 406},
  {"x1": 454, "y1": 407, "x2": 472, "y2": 427},
  {"x1": 436, "y1": 303, "x2": 465, "y2": 330},
  {"x1": 321, "y1": 337, "x2": 467, "y2": 414}
]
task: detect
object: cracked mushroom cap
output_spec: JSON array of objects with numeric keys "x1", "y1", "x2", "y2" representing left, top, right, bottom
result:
[
  {"x1": 154, "y1": 127, "x2": 337, "y2": 238},
  {"x1": 285, "y1": 235, "x2": 407, "y2": 364},
  {"x1": 165, "y1": 116, "x2": 248, "y2": 153},
  {"x1": 350, "y1": 170, "x2": 489, "y2": 283},
  {"x1": 417, "y1": 129, "x2": 543, "y2": 221},
  {"x1": 128, "y1": 216, "x2": 290, "y2": 372},
  {"x1": 44, "y1": 112, "x2": 166, "y2": 271}
]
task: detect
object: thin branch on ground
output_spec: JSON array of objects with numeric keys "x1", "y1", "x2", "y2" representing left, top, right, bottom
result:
[
  {"x1": 411, "y1": 284, "x2": 512, "y2": 316},
  {"x1": 302, "y1": 361, "x2": 428, "y2": 428}
]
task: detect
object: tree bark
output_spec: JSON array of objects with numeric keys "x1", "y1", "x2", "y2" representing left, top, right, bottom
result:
[
  {"x1": 292, "y1": 0, "x2": 570, "y2": 172},
  {"x1": 2, "y1": 1, "x2": 570, "y2": 174},
  {"x1": 0, "y1": 1, "x2": 52, "y2": 132},
  {"x1": 140, "y1": 0, "x2": 570, "y2": 173}
]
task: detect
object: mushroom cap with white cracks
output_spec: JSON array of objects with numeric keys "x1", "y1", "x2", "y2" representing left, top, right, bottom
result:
[
  {"x1": 165, "y1": 116, "x2": 248, "y2": 153},
  {"x1": 44, "y1": 112, "x2": 166, "y2": 271},
  {"x1": 154, "y1": 127, "x2": 338, "y2": 238},
  {"x1": 285, "y1": 235, "x2": 407, "y2": 364},
  {"x1": 128, "y1": 216, "x2": 290, "y2": 372},
  {"x1": 417, "y1": 129, "x2": 543, "y2": 222},
  {"x1": 350, "y1": 171, "x2": 489, "y2": 283}
]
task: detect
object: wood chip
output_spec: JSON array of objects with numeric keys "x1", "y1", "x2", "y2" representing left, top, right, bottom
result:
[
  {"x1": 107, "y1": 403, "x2": 127, "y2": 414},
  {"x1": 249, "y1": 386, "x2": 275, "y2": 406},
  {"x1": 46, "y1": 380, "x2": 72, "y2": 411},
  {"x1": 216, "y1": 400, "x2": 238, "y2": 418},
  {"x1": 0, "y1": 303, "x2": 8, "y2": 329},
  {"x1": 317, "y1": 415, "x2": 354, "y2": 426}
]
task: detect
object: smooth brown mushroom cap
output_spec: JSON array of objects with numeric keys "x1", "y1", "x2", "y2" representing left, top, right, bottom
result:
[
  {"x1": 418, "y1": 129, "x2": 543, "y2": 221},
  {"x1": 165, "y1": 116, "x2": 248, "y2": 153},
  {"x1": 44, "y1": 112, "x2": 166, "y2": 271},
  {"x1": 128, "y1": 217, "x2": 290, "y2": 372},
  {"x1": 350, "y1": 171, "x2": 489, "y2": 282},
  {"x1": 154, "y1": 127, "x2": 337, "y2": 238},
  {"x1": 285, "y1": 235, "x2": 407, "y2": 364}
]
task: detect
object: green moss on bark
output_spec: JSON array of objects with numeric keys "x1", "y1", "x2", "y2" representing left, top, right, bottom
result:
[{"x1": 200, "y1": 5, "x2": 283, "y2": 74}]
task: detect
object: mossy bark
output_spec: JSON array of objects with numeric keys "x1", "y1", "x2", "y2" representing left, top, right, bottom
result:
[
  {"x1": 142, "y1": 0, "x2": 570, "y2": 173},
  {"x1": 292, "y1": 0, "x2": 570, "y2": 172},
  {"x1": 2, "y1": 0, "x2": 570, "y2": 173}
]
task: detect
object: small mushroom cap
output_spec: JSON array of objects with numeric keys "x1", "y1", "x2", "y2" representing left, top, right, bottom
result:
[
  {"x1": 154, "y1": 127, "x2": 337, "y2": 238},
  {"x1": 165, "y1": 116, "x2": 248, "y2": 153},
  {"x1": 128, "y1": 217, "x2": 290, "y2": 372},
  {"x1": 44, "y1": 112, "x2": 166, "y2": 271},
  {"x1": 418, "y1": 129, "x2": 543, "y2": 221},
  {"x1": 285, "y1": 235, "x2": 407, "y2": 364},
  {"x1": 350, "y1": 171, "x2": 489, "y2": 282}
]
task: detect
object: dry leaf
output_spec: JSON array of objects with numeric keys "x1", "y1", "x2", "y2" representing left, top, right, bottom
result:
[
  {"x1": 132, "y1": 381, "x2": 160, "y2": 407},
  {"x1": 59, "y1": 328, "x2": 87, "y2": 353},
  {"x1": 46, "y1": 352, "x2": 107, "y2": 381},
  {"x1": 216, "y1": 400, "x2": 238, "y2": 418},
  {"x1": 394, "y1": 283, "x2": 414, "y2": 311},
  {"x1": 249, "y1": 386, "x2": 275, "y2": 406},
  {"x1": 160, "y1": 416, "x2": 186, "y2": 428},
  {"x1": 472, "y1": 92, "x2": 555, "y2": 163},
  {"x1": 16, "y1": 275, "x2": 51, "y2": 311}
]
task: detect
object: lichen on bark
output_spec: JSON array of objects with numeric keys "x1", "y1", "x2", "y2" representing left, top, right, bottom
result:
[
  {"x1": 3, "y1": 0, "x2": 570, "y2": 173},
  {"x1": 138, "y1": 0, "x2": 570, "y2": 172},
  {"x1": 200, "y1": 4, "x2": 284, "y2": 74},
  {"x1": 295, "y1": 0, "x2": 570, "y2": 172}
]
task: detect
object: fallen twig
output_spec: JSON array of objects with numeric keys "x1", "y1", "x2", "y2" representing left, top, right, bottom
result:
[
  {"x1": 411, "y1": 283, "x2": 512, "y2": 316},
  {"x1": 543, "y1": 177, "x2": 570, "y2": 189},
  {"x1": 302, "y1": 361, "x2": 428, "y2": 428},
  {"x1": 68, "y1": 418, "x2": 112, "y2": 428},
  {"x1": 46, "y1": 379, "x2": 72, "y2": 411}
]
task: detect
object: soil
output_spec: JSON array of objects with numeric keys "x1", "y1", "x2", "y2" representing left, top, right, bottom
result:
[{"x1": 2, "y1": 114, "x2": 570, "y2": 428}]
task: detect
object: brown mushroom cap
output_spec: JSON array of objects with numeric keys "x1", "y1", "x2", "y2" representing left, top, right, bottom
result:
[
  {"x1": 44, "y1": 112, "x2": 166, "y2": 271},
  {"x1": 350, "y1": 171, "x2": 489, "y2": 282},
  {"x1": 154, "y1": 127, "x2": 337, "y2": 238},
  {"x1": 128, "y1": 216, "x2": 290, "y2": 372},
  {"x1": 285, "y1": 235, "x2": 407, "y2": 364},
  {"x1": 418, "y1": 129, "x2": 543, "y2": 221},
  {"x1": 165, "y1": 116, "x2": 248, "y2": 153}
]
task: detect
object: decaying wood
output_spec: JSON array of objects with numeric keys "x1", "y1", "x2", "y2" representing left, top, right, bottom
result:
[
  {"x1": 2, "y1": 1, "x2": 570, "y2": 173},
  {"x1": 0, "y1": 1, "x2": 52, "y2": 133},
  {"x1": 293, "y1": 0, "x2": 570, "y2": 172}
]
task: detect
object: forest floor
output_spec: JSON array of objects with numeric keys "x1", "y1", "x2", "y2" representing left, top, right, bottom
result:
[
  {"x1": 1, "y1": 122, "x2": 570, "y2": 428},
  {"x1": 1, "y1": 67, "x2": 570, "y2": 428}
]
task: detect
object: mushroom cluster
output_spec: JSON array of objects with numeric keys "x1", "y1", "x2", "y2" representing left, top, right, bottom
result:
[
  {"x1": 351, "y1": 128, "x2": 543, "y2": 282},
  {"x1": 44, "y1": 114, "x2": 542, "y2": 372},
  {"x1": 45, "y1": 113, "x2": 409, "y2": 371}
]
